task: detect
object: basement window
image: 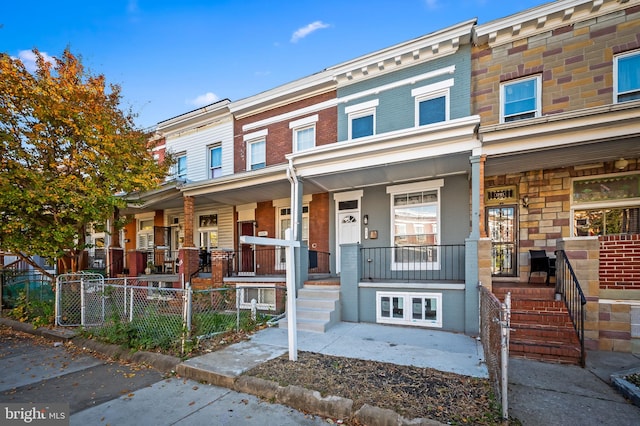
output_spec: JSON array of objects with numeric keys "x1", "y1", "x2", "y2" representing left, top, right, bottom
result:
[{"x1": 376, "y1": 291, "x2": 442, "y2": 328}]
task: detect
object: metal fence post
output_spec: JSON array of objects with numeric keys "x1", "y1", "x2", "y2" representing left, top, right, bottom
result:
[
  {"x1": 80, "y1": 277, "x2": 85, "y2": 326},
  {"x1": 236, "y1": 286, "x2": 241, "y2": 332},
  {"x1": 501, "y1": 292, "x2": 511, "y2": 420}
]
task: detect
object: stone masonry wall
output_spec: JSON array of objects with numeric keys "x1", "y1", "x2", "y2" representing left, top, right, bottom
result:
[{"x1": 472, "y1": 5, "x2": 640, "y2": 125}]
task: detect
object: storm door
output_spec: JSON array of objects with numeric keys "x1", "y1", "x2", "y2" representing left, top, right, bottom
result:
[{"x1": 487, "y1": 206, "x2": 517, "y2": 276}]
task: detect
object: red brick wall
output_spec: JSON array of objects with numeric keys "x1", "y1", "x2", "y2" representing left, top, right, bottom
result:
[
  {"x1": 599, "y1": 234, "x2": 640, "y2": 290},
  {"x1": 233, "y1": 91, "x2": 337, "y2": 173}
]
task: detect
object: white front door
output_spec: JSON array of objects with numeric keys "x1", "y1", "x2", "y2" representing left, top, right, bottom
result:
[{"x1": 336, "y1": 211, "x2": 360, "y2": 273}]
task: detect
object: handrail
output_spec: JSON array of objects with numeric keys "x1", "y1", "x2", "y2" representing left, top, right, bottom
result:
[
  {"x1": 555, "y1": 249, "x2": 587, "y2": 367},
  {"x1": 361, "y1": 244, "x2": 465, "y2": 282}
]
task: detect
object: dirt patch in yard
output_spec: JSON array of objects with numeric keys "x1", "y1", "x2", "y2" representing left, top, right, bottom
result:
[{"x1": 246, "y1": 350, "x2": 508, "y2": 425}]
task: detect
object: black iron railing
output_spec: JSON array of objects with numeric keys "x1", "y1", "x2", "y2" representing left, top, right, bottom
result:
[
  {"x1": 361, "y1": 244, "x2": 465, "y2": 282},
  {"x1": 227, "y1": 248, "x2": 330, "y2": 276},
  {"x1": 555, "y1": 249, "x2": 587, "y2": 367}
]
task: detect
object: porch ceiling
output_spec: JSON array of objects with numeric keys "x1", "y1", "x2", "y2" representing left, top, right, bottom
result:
[
  {"x1": 484, "y1": 136, "x2": 640, "y2": 176},
  {"x1": 302, "y1": 152, "x2": 471, "y2": 192}
]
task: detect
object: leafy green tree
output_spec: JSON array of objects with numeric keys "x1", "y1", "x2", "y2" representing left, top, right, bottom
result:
[{"x1": 0, "y1": 49, "x2": 171, "y2": 273}]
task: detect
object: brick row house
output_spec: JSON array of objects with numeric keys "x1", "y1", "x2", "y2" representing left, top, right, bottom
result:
[{"x1": 101, "y1": 0, "x2": 639, "y2": 360}]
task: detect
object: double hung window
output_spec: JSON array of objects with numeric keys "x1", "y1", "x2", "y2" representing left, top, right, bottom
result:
[
  {"x1": 615, "y1": 51, "x2": 640, "y2": 103},
  {"x1": 346, "y1": 100, "x2": 378, "y2": 139},
  {"x1": 500, "y1": 76, "x2": 541, "y2": 122},
  {"x1": 387, "y1": 180, "x2": 442, "y2": 270},
  {"x1": 247, "y1": 139, "x2": 266, "y2": 170},
  {"x1": 412, "y1": 78, "x2": 452, "y2": 126},
  {"x1": 290, "y1": 115, "x2": 318, "y2": 152},
  {"x1": 175, "y1": 154, "x2": 187, "y2": 180},
  {"x1": 209, "y1": 145, "x2": 222, "y2": 178}
]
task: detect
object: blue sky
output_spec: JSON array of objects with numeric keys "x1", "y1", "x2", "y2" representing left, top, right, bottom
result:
[{"x1": 1, "y1": 0, "x2": 551, "y2": 129}]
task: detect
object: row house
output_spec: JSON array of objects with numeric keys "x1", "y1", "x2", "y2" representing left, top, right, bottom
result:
[
  {"x1": 101, "y1": 0, "x2": 639, "y2": 359},
  {"x1": 473, "y1": 0, "x2": 640, "y2": 359}
]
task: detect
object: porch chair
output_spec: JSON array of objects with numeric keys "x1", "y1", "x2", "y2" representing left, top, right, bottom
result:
[{"x1": 528, "y1": 250, "x2": 551, "y2": 284}]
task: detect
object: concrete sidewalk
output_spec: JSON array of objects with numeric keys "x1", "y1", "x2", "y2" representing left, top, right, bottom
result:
[{"x1": 509, "y1": 351, "x2": 640, "y2": 425}]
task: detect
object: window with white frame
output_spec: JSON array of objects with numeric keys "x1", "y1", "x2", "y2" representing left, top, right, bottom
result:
[
  {"x1": 571, "y1": 173, "x2": 640, "y2": 236},
  {"x1": 376, "y1": 291, "x2": 442, "y2": 327},
  {"x1": 239, "y1": 286, "x2": 277, "y2": 311},
  {"x1": 346, "y1": 99, "x2": 378, "y2": 139},
  {"x1": 500, "y1": 75, "x2": 541, "y2": 122},
  {"x1": 615, "y1": 50, "x2": 640, "y2": 103},
  {"x1": 277, "y1": 206, "x2": 309, "y2": 269},
  {"x1": 387, "y1": 180, "x2": 442, "y2": 270},
  {"x1": 137, "y1": 218, "x2": 154, "y2": 250},
  {"x1": 247, "y1": 139, "x2": 266, "y2": 170},
  {"x1": 198, "y1": 214, "x2": 218, "y2": 249},
  {"x1": 290, "y1": 114, "x2": 318, "y2": 152},
  {"x1": 294, "y1": 126, "x2": 315, "y2": 151},
  {"x1": 209, "y1": 144, "x2": 222, "y2": 178},
  {"x1": 175, "y1": 154, "x2": 187, "y2": 180},
  {"x1": 412, "y1": 78, "x2": 452, "y2": 126}
]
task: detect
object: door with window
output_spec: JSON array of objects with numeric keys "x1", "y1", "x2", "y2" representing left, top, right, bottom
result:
[{"x1": 487, "y1": 206, "x2": 516, "y2": 276}]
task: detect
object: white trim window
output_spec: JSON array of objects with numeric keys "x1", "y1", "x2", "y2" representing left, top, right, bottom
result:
[
  {"x1": 571, "y1": 173, "x2": 640, "y2": 236},
  {"x1": 238, "y1": 285, "x2": 277, "y2": 311},
  {"x1": 614, "y1": 50, "x2": 640, "y2": 103},
  {"x1": 500, "y1": 75, "x2": 541, "y2": 122},
  {"x1": 137, "y1": 218, "x2": 154, "y2": 250},
  {"x1": 412, "y1": 78, "x2": 452, "y2": 127},
  {"x1": 276, "y1": 205, "x2": 309, "y2": 269},
  {"x1": 376, "y1": 291, "x2": 442, "y2": 328},
  {"x1": 246, "y1": 138, "x2": 266, "y2": 170},
  {"x1": 174, "y1": 153, "x2": 187, "y2": 181},
  {"x1": 209, "y1": 144, "x2": 222, "y2": 179},
  {"x1": 290, "y1": 114, "x2": 318, "y2": 152},
  {"x1": 198, "y1": 213, "x2": 218, "y2": 250},
  {"x1": 346, "y1": 99, "x2": 378, "y2": 139},
  {"x1": 387, "y1": 180, "x2": 443, "y2": 271}
]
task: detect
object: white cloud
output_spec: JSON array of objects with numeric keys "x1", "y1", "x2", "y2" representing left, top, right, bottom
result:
[
  {"x1": 290, "y1": 21, "x2": 330, "y2": 43},
  {"x1": 425, "y1": 0, "x2": 439, "y2": 9},
  {"x1": 187, "y1": 92, "x2": 219, "y2": 107},
  {"x1": 15, "y1": 50, "x2": 56, "y2": 73}
]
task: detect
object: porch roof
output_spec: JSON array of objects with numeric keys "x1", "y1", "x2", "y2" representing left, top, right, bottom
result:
[{"x1": 479, "y1": 100, "x2": 640, "y2": 175}]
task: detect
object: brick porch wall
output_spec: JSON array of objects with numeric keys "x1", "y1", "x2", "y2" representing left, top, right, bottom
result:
[{"x1": 599, "y1": 234, "x2": 640, "y2": 290}]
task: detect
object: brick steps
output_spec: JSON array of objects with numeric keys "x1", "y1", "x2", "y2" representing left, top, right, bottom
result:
[{"x1": 494, "y1": 285, "x2": 582, "y2": 365}]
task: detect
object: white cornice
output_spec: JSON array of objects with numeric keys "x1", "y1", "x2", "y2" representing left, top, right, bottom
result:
[
  {"x1": 473, "y1": 0, "x2": 637, "y2": 47},
  {"x1": 329, "y1": 19, "x2": 475, "y2": 86},
  {"x1": 156, "y1": 99, "x2": 231, "y2": 135},
  {"x1": 478, "y1": 100, "x2": 640, "y2": 155},
  {"x1": 228, "y1": 72, "x2": 336, "y2": 119}
]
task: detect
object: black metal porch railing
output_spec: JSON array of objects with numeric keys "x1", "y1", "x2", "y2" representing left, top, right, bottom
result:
[
  {"x1": 555, "y1": 249, "x2": 587, "y2": 367},
  {"x1": 227, "y1": 248, "x2": 331, "y2": 276},
  {"x1": 361, "y1": 244, "x2": 465, "y2": 282}
]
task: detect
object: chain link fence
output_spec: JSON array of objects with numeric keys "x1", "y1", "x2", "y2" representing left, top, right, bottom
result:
[
  {"x1": 55, "y1": 274, "x2": 284, "y2": 355},
  {"x1": 1, "y1": 270, "x2": 54, "y2": 309},
  {"x1": 479, "y1": 284, "x2": 510, "y2": 420}
]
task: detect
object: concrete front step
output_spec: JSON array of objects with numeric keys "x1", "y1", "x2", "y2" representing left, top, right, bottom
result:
[{"x1": 279, "y1": 284, "x2": 341, "y2": 333}]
